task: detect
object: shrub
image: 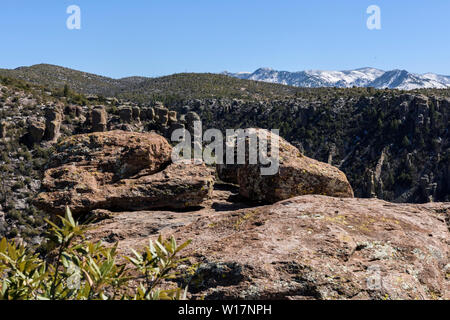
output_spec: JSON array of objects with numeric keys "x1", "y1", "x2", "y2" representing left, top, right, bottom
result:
[{"x1": 0, "y1": 207, "x2": 190, "y2": 300}]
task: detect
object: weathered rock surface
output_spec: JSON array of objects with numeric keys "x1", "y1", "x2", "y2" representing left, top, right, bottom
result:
[
  {"x1": 86, "y1": 192, "x2": 450, "y2": 300},
  {"x1": 33, "y1": 131, "x2": 214, "y2": 215},
  {"x1": 218, "y1": 128, "x2": 354, "y2": 203}
]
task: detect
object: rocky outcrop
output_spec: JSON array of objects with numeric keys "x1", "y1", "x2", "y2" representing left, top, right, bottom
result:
[
  {"x1": 218, "y1": 129, "x2": 354, "y2": 203},
  {"x1": 27, "y1": 120, "x2": 45, "y2": 145},
  {"x1": 141, "y1": 107, "x2": 155, "y2": 121},
  {"x1": 155, "y1": 106, "x2": 169, "y2": 126},
  {"x1": 64, "y1": 105, "x2": 83, "y2": 118},
  {"x1": 21, "y1": 119, "x2": 45, "y2": 146},
  {"x1": 33, "y1": 131, "x2": 215, "y2": 215},
  {"x1": 44, "y1": 107, "x2": 62, "y2": 142},
  {"x1": 119, "y1": 106, "x2": 133, "y2": 123},
  {"x1": 168, "y1": 110, "x2": 178, "y2": 123},
  {"x1": 86, "y1": 193, "x2": 450, "y2": 300},
  {"x1": 132, "y1": 106, "x2": 141, "y2": 121},
  {"x1": 91, "y1": 106, "x2": 107, "y2": 132}
]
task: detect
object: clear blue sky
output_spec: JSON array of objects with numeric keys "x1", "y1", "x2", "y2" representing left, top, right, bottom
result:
[{"x1": 0, "y1": 0, "x2": 449, "y2": 78}]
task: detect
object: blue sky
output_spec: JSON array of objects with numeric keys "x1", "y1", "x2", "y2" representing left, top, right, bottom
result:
[{"x1": 0, "y1": 0, "x2": 449, "y2": 78}]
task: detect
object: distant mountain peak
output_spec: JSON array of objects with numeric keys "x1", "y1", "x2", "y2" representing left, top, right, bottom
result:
[{"x1": 223, "y1": 67, "x2": 450, "y2": 90}]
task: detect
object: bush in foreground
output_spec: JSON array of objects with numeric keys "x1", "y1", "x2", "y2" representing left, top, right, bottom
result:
[{"x1": 0, "y1": 207, "x2": 190, "y2": 300}]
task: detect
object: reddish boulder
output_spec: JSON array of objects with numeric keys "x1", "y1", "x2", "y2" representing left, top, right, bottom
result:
[
  {"x1": 34, "y1": 131, "x2": 214, "y2": 215},
  {"x1": 218, "y1": 128, "x2": 354, "y2": 202}
]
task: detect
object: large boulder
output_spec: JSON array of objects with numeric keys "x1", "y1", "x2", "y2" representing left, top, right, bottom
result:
[
  {"x1": 34, "y1": 131, "x2": 214, "y2": 215},
  {"x1": 218, "y1": 128, "x2": 354, "y2": 202}
]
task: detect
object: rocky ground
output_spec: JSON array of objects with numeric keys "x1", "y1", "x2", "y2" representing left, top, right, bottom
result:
[{"x1": 85, "y1": 185, "x2": 449, "y2": 300}]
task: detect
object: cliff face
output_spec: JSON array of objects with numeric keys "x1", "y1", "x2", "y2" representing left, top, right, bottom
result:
[{"x1": 174, "y1": 93, "x2": 450, "y2": 203}]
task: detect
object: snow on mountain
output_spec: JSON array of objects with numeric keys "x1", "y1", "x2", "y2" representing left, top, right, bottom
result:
[
  {"x1": 222, "y1": 68, "x2": 450, "y2": 90},
  {"x1": 422, "y1": 73, "x2": 450, "y2": 86}
]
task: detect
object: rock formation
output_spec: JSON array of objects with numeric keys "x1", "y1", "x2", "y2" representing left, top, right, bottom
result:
[
  {"x1": 178, "y1": 93, "x2": 449, "y2": 203},
  {"x1": 155, "y1": 106, "x2": 169, "y2": 126},
  {"x1": 64, "y1": 105, "x2": 82, "y2": 118},
  {"x1": 91, "y1": 106, "x2": 108, "y2": 132},
  {"x1": 168, "y1": 110, "x2": 178, "y2": 123},
  {"x1": 132, "y1": 106, "x2": 141, "y2": 122},
  {"x1": 26, "y1": 120, "x2": 45, "y2": 145},
  {"x1": 34, "y1": 131, "x2": 215, "y2": 215},
  {"x1": 119, "y1": 106, "x2": 133, "y2": 123},
  {"x1": 85, "y1": 193, "x2": 450, "y2": 300},
  {"x1": 141, "y1": 107, "x2": 155, "y2": 121},
  {"x1": 43, "y1": 107, "x2": 62, "y2": 142},
  {"x1": 218, "y1": 128, "x2": 354, "y2": 203}
]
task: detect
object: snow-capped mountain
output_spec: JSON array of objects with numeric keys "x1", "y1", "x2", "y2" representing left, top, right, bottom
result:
[{"x1": 223, "y1": 68, "x2": 450, "y2": 90}]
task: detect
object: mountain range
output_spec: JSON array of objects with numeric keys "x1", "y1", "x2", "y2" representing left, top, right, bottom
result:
[
  {"x1": 1, "y1": 64, "x2": 449, "y2": 101},
  {"x1": 223, "y1": 68, "x2": 450, "y2": 90}
]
